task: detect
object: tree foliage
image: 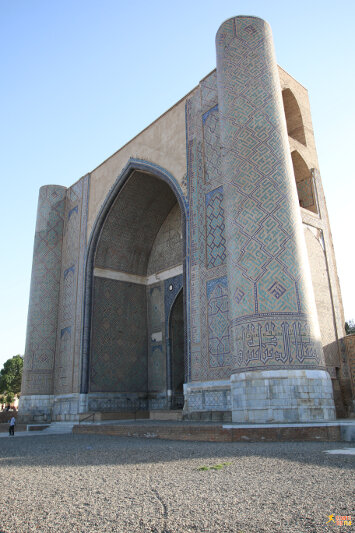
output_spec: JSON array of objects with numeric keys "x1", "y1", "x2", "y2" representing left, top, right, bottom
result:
[
  {"x1": 345, "y1": 320, "x2": 355, "y2": 335},
  {"x1": 0, "y1": 355, "x2": 23, "y2": 396}
]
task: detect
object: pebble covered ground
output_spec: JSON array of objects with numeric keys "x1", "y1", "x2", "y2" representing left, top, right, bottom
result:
[{"x1": 0, "y1": 434, "x2": 353, "y2": 532}]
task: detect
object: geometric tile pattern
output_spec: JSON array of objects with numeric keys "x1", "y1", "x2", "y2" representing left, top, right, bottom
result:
[
  {"x1": 164, "y1": 275, "x2": 183, "y2": 318},
  {"x1": 205, "y1": 187, "x2": 226, "y2": 268},
  {"x1": 54, "y1": 175, "x2": 89, "y2": 395},
  {"x1": 147, "y1": 203, "x2": 183, "y2": 276},
  {"x1": 188, "y1": 388, "x2": 231, "y2": 410},
  {"x1": 95, "y1": 173, "x2": 176, "y2": 276},
  {"x1": 20, "y1": 18, "x2": 343, "y2": 419},
  {"x1": 90, "y1": 277, "x2": 148, "y2": 393},
  {"x1": 204, "y1": 389, "x2": 230, "y2": 409},
  {"x1": 164, "y1": 274, "x2": 184, "y2": 391},
  {"x1": 147, "y1": 285, "x2": 165, "y2": 394},
  {"x1": 207, "y1": 276, "x2": 231, "y2": 367},
  {"x1": 187, "y1": 93, "x2": 204, "y2": 379},
  {"x1": 22, "y1": 173, "x2": 90, "y2": 398},
  {"x1": 203, "y1": 105, "x2": 222, "y2": 187},
  {"x1": 216, "y1": 16, "x2": 324, "y2": 371},
  {"x1": 257, "y1": 262, "x2": 298, "y2": 314},
  {"x1": 57, "y1": 327, "x2": 71, "y2": 391},
  {"x1": 187, "y1": 70, "x2": 232, "y2": 382},
  {"x1": 22, "y1": 185, "x2": 66, "y2": 395}
]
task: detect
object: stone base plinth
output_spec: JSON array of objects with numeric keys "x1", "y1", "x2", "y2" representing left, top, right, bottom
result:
[
  {"x1": 18, "y1": 395, "x2": 54, "y2": 423},
  {"x1": 231, "y1": 369, "x2": 336, "y2": 423},
  {"x1": 183, "y1": 380, "x2": 231, "y2": 416},
  {"x1": 18, "y1": 392, "x2": 175, "y2": 422}
]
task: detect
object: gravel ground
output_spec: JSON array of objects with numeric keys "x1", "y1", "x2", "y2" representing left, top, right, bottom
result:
[{"x1": 0, "y1": 434, "x2": 353, "y2": 533}]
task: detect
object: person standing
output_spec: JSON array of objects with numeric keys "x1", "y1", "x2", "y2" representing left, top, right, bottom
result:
[{"x1": 9, "y1": 416, "x2": 15, "y2": 436}]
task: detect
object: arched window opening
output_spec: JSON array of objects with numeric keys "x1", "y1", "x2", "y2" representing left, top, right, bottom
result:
[
  {"x1": 291, "y1": 151, "x2": 318, "y2": 213},
  {"x1": 282, "y1": 88, "x2": 307, "y2": 146}
]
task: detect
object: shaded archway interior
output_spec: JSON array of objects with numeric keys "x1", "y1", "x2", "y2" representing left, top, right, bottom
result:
[
  {"x1": 89, "y1": 170, "x2": 185, "y2": 410},
  {"x1": 291, "y1": 151, "x2": 318, "y2": 213},
  {"x1": 169, "y1": 290, "x2": 185, "y2": 409},
  {"x1": 282, "y1": 88, "x2": 307, "y2": 146}
]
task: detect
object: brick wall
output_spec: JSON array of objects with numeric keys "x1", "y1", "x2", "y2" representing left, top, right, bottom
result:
[
  {"x1": 73, "y1": 423, "x2": 341, "y2": 442},
  {"x1": 344, "y1": 334, "x2": 355, "y2": 397}
]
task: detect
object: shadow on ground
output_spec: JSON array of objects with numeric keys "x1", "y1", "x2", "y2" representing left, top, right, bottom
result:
[{"x1": 0, "y1": 433, "x2": 354, "y2": 471}]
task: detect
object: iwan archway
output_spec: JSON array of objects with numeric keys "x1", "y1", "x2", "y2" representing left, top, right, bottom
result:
[{"x1": 81, "y1": 160, "x2": 188, "y2": 413}]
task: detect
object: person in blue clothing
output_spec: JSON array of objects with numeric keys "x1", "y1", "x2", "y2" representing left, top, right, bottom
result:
[{"x1": 9, "y1": 416, "x2": 15, "y2": 436}]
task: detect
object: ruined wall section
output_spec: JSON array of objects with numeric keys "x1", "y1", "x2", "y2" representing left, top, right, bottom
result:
[
  {"x1": 344, "y1": 334, "x2": 355, "y2": 409},
  {"x1": 279, "y1": 68, "x2": 352, "y2": 415}
]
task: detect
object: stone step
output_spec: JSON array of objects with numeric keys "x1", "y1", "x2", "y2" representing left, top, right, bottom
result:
[
  {"x1": 149, "y1": 410, "x2": 183, "y2": 421},
  {"x1": 73, "y1": 421, "x2": 349, "y2": 442},
  {"x1": 78, "y1": 410, "x2": 183, "y2": 422},
  {"x1": 26, "y1": 424, "x2": 50, "y2": 431},
  {"x1": 79, "y1": 411, "x2": 149, "y2": 422},
  {"x1": 42, "y1": 422, "x2": 75, "y2": 434}
]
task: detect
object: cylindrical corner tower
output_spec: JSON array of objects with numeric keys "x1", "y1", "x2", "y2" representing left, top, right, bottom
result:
[
  {"x1": 216, "y1": 16, "x2": 335, "y2": 422},
  {"x1": 19, "y1": 185, "x2": 66, "y2": 422}
]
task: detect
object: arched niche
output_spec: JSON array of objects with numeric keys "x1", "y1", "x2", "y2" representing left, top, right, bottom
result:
[
  {"x1": 168, "y1": 289, "x2": 185, "y2": 409},
  {"x1": 282, "y1": 88, "x2": 307, "y2": 146},
  {"x1": 291, "y1": 151, "x2": 318, "y2": 213},
  {"x1": 81, "y1": 159, "x2": 187, "y2": 412}
]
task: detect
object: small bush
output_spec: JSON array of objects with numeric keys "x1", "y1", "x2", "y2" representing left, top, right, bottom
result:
[{"x1": 197, "y1": 462, "x2": 231, "y2": 471}]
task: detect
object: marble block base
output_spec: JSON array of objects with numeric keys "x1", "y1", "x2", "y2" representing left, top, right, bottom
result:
[
  {"x1": 18, "y1": 395, "x2": 54, "y2": 423},
  {"x1": 184, "y1": 380, "x2": 231, "y2": 412},
  {"x1": 231, "y1": 369, "x2": 336, "y2": 423}
]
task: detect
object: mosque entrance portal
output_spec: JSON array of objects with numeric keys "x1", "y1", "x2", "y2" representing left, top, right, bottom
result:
[{"x1": 84, "y1": 167, "x2": 186, "y2": 413}]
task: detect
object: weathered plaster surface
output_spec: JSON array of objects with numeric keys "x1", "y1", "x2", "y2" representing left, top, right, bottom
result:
[{"x1": 88, "y1": 98, "x2": 189, "y2": 236}]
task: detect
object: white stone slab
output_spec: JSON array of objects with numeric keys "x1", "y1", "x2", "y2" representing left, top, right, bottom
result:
[
  {"x1": 94, "y1": 264, "x2": 183, "y2": 286},
  {"x1": 323, "y1": 448, "x2": 355, "y2": 455}
]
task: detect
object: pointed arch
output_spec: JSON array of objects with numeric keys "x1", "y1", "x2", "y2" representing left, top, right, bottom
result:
[
  {"x1": 282, "y1": 88, "x2": 307, "y2": 146},
  {"x1": 168, "y1": 287, "x2": 185, "y2": 409},
  {"x1": 80, "y1": 158, "x2": 188, "y2": 396}
]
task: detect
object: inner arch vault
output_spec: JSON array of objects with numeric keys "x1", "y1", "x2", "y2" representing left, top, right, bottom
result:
[{"x1": 81, "y1": 162, "x2": 187, "y2": 412}]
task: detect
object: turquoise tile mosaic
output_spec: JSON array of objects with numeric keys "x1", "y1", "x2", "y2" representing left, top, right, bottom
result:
[{"x1": 216, "y1": 16, "x2": 324, "y2": 373}]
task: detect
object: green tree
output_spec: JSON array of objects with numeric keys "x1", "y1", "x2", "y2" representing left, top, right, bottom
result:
[
  {"x1": 0, "y1": 355, "x2": 24, "y2": 397},
  {"x1": 5, "y1": 392, "x2": 15, "y2": 404},
  {"x1": 345, "y1": 319, "x2": 355, "y2": 335}
]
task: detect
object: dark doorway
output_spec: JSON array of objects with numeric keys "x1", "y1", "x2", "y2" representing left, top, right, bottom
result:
[{"x1": 169, "y1": 290, "x2": 185, "y2": 409}]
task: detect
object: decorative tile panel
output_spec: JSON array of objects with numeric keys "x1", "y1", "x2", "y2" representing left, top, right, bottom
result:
[
  {"x1": 22, "y1": 185, "x2": 66, "y2": 395},
  {"x1": 54, "y1": 175, "x2": 90, "y2": 395},
  {"x1": 206, "y1": 187, "x2": 226, "y2": 268},
  {"x1": 207, "y1": 276, "x2": 231, "y2": 367},
  {"x1": 203, "y1": 105, "x2": 222, "y2": 187},
  {"x1": 216, "y1": 16, "x2": 324, "y2": 373},
  {"x1": 90, "y1": 278, "x2": 148, "y2": 393},
  {"x1": 187, "y1": 71, "x2": 231, "y2": 382}
]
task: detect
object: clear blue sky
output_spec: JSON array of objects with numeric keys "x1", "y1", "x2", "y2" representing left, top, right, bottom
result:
[{"x1": 1, "y1": 0, "x2": 354, "y2": 368}]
